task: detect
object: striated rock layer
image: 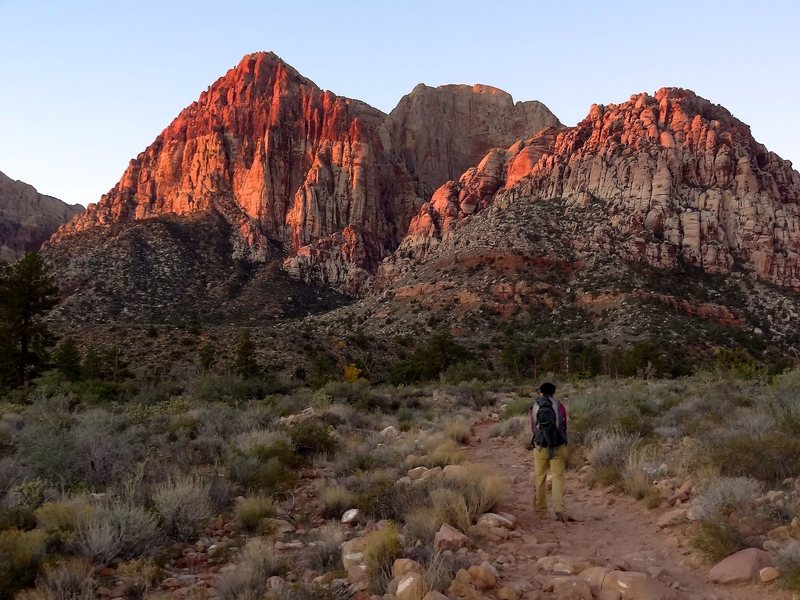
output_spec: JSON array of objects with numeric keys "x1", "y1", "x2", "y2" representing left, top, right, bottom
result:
[
  {"x1": 0, "y1": 171, "x2": 82, "y2": 262},
  {"x1": 51, "y1": 52, "x2": 558, "y2": 294},
  {"x1": 396, "y1": 88, "x2": 800, "y2": 290}
]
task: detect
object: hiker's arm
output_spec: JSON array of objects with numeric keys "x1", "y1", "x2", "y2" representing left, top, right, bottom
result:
[
  {"x1": 560, "y1": 403, "x2": 568, "y2": 434},
  {"x1": 529, "y1": 405, "x2": 536, "y2": 432}
]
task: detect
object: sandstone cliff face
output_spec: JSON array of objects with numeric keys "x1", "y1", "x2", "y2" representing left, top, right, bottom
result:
[
  {"x1": 0, "y1": 170, "x2": 82, "y2": 262},
  {"x1": 397, "y1": 88, "x2": 800, "y2": 290},
  {"x1": 382, "y1": 83, "x2": 561, "y2": 198},
  {"x1": 52, "y1": 52, "x2": 559, "y2": 294}
]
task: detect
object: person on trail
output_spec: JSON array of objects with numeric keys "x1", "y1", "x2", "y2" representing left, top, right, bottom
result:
[{"x1": 528, "y1": 382, "x2": 571, "y2": 522}]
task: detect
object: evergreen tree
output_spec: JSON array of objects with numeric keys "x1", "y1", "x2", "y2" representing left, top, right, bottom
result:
[
  {"x1": 234, "y1": 329, "x2": 259, "y2": 378},
  {"x1": 52, "y1": 336, "x2": 82, "y2": 381},
  {"x1": 199, "y1": 342, "x2": 216, "y2": 372},
  {"x1": 0, "y1": 252, "x2": 58, "y2": 388}
]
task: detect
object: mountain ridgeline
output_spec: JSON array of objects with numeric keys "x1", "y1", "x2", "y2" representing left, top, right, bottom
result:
[{"x1": 44, "y1": 51, "x2": 800, "y2": 357}]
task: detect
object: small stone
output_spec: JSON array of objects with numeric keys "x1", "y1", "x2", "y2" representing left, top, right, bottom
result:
[
  {"x1": 396, "y1": 572, "x2": 425, "y2": 600},
  {"x1": 407, "y1": 467, "x2": 427, "y2": 480},
  {"x1": 434, "y1": 523, "x2": 471, "y2": 551},
  {"x1": 342, "y1": 508, "x2": 360, "y2": 524},
  {"x1": 759, "y1": 566, "x2": 779, "y2": 583},
  {"x1": 467, "y1": 561, "x2": 497, "y2": 589}
]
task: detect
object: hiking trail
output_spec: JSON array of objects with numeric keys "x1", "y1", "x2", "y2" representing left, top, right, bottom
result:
[{"x1": 468, "y1": 422, "x2": 791, "y2": 600}]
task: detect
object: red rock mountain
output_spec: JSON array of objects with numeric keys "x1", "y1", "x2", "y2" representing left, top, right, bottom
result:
[
  {"x1": 0, "y1": 170, "x2": 82, "y2": 262},
  {"x1": 396, "y1": 88, "x2": 800, "y2": 290},
  {"x1": 52, "y1": 52, "x2": 559, "y2": 293}
]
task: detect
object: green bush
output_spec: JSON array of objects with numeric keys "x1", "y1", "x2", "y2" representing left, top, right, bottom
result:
[
  {"x1": 0, "y1": 528, "x2": 47, "y2": 599},
  {"x1": 234, "y1": 494, "x2": 277, "y2": 532},
  {"x1": 215, "y1": 539, "x2": 287, "y2": 600},
  {"x1": 18, "y1": 559, "x2": 95, "y2": 600},
  {"x1": 289, "y1": 420, "x2": 339, "y2": 458},
  {"x1": 708, "y1": 433, "x2": 800, "y2": 485},
  {"x1": 364, "y1": 523, "x2": 402, "y2": 593}
]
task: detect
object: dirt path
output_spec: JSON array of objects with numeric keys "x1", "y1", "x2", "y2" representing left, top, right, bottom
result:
[{"x1": 467, "y1": 423, "x2": 790, "y2": 600}]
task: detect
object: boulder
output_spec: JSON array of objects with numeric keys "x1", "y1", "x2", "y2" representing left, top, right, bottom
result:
[
  {"x1": 393, "y1": 558, "x2": 425, "y2": 579},
  {"x1": 656, "y1": 508, "x2": 687, "y2": 528},
  {"x1": 434, "y1": 524, "x2": 471, "y2": 551},
  {"x1": 407, "y1": 467, "x2": 427, "y2": 480},
  {"x1": 396, "y1": 572, "x2": 425, "y2": 600},
  {"x1": 709, "y1": 548, "x2": 774, "y2": 584},
  {"x1": 422, "y1": 592, "x2": 449, "y2": 600},
  {"x1": 341, "y1": 537, "x2": 367, "y2": 570},
  {"x1": 550, "y1": 576, "x2": 592, "y2": 600},
  {"x1": 578, "y1": 566, "x2": 610, "y2": 592},
  {"x1": 477, "y1": 513, "x2": 515, "y2": 529},
  {"x1": 467, "y1": 561, "x2": 497, "y2": 589}
]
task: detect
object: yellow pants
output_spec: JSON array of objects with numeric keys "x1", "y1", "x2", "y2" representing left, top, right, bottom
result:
[{"x1": 533, "y1": 445, "x2": 568, "y2": 516}]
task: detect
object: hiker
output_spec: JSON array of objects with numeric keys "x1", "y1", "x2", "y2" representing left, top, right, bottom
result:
[{"x1": 528, "y1": 382, "x2": 571, "y2": 522}]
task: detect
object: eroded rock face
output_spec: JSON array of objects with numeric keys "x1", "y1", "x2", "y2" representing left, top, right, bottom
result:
[
  {"x1": 0, "y1": 171, "x2": 82, "y2": 262},
  {"x1": 398, "y1": 88, "x2": 800, "y2": 290},
  {"x1": 50, "y1": 52, "x2": 559, "y2": 295}
]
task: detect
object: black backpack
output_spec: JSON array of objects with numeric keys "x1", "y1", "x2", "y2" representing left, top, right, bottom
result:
[{"x1": 533, "y1": 396, "x2": 562, "y2": 458}]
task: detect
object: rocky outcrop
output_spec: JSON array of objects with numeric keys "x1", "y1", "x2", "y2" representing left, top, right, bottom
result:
[
  {"x1": 398, "y1": 88, "x2": 800, "y2": 290},
  {"x1": 50, "y1": 52, "x2": 559, "y2": 295},
  {"x1": 0, "y1": 170, "x2": 82, "y2": 261}
]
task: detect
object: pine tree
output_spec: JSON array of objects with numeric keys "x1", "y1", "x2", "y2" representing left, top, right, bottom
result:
[
  {"x1": 234, "y1": 329, "x2": 259, "y2": 378},
  {"x1": 0, "y1": 252, "x2": 58, "y2": 388},
  {"x1": 52, "y1": 336, "x2": 82, "y2": 381}
]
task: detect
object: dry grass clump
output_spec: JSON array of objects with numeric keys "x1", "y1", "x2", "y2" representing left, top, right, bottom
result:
[
  {"x1": 622, "y1": 446, "x2": 667, "y2": 502},
  {"x1": 318, "y1": 485, "x2": 357, "y2": 520},
  {"x1": 363, "y1": 523, "x2": 402, "y2": 593},
  {"x1": 404, "y1": 507, "x2": 441, "y2": 542},
  {"x1": 444, "y1": 463, "x2": 507, "y2": 520},
  {"x1": 303, "y1": 524, "x2": 346, "y2": 573},
  {"x1": 74, "y1": 502, "x2": 160, "y2": 564},
  {"x1": 443, "y1": 420, "x2": 472, "y2": 444},
  {"x1": 153, "y1": 476, "x2": 213, "y2": 541},
  {"x1": 17, "y1": 559, "x2": 95, "y2": 600},
  {"x1": 234, "y1": 494, "x2": 277, "y2": 532},
  {"x1": 430, "y1": 488, "x2": 471, "y2": 531},
  {"x1": 587, "y1": 429, "x2": 640, "y2": 470},
  {"x1": 424, "y1": 440, "x2": 466, "y2": 468},
  {"x1": 215, "y1": 539, "x2": 288, "y2": 600},
  {"x1": 690, "y1": 476, "x2": 762, "y2": 562},
  {"x1": 489, "y1": 415, "x2": 528, "y2": 439}
]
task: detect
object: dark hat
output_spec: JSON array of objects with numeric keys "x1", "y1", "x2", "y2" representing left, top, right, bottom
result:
[{"x1": 538, "y1": 382, "x2": 556, "y2": 396}]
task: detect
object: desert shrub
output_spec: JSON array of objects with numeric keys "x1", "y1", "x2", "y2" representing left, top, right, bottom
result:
[
  {"x1": 289, "y1": 420, "x2": 339, "y2": 458},
  {"x1": 692, "y1": 518, "x2": 747, "y2": 563},
  {"x1": 318, "y1": 485, "x2": 357, "y2": 519},
  {"x1": 708, "y1": 432, "x2": 800, "y2": 485},
  {"x1": 441, "y1": 362, "x2": 489, "y2": 384},
  {"x1": 303, "y1": 524, "x2": 346, "y2": 572},
  {"x1": 364, "y1": 523, "x2": 402, "y2": 593},
  {"x1": 424, "y1": 441, "x2": 465, "y2": 468},
  {"x1": 0, "y1": 528, "x2": 47, "y2": 598},
  {"x1": 691, "y1": 476, "x2": 761, "y2": 522},
  {"x1": 152, "y1": 476, "x2": 213, "y2": 541},
  {"x1": 443, "y1": 421, "x2": 472, "y2": 445},
  {"x1": 424, "y1": 550, "x2": 469, "y2": 593},
  {"x1": 115, "y1": 558, "x2": 160, "y2": 600},
  {"x1": 17, "y1": 559, "x2": 94, "y2": 600},
  {"x1": 215, "y1": 539, "x2": 288, "y2": 600},
  {"x1": 443, "y1": 464, "x2": 507, "y2": 520},
  {"x1": 0, "y1": 479, "x2": 45, "y2": 530},
  {"x1": 34, "y1": 500, "x2": 93, "y2": 534},
  {"x1": 430, "y1": 488, "x2": 470, "y2": 531},
  {"x1": 234, "y1": 494, "x2": 277, "y2": 532},
  {"x1": 388, "y1": 328, "x2": 471, "y2": 385},
  {"x1": 622, "y1": 446, "x2": 667, "y2": 500},
  {"x1": 404, "y1": 507, "x2": 441, "y2": 542},
  {"x1": 75, "y1": 503, "x2": 160, "y2": 564},
  {"x1": 501, "y1": 397, "x2": 532, "y2": 418},
  {"x1": 332, "y1": 441, "x2": 402, "y2": 476},
  {"x1": 777, "y1": 541, "x2": 800, "y2": 590},
  {"x1": 208, "y1": 477, "x2": 235, "y2": 512},
  {"x1": 586, "y1": 430, "x2": 640, "y2": 470},
  {"x1": 489, "y1": 415, "x2": 528, "y2": 438},
  {"x1": 227, "y1": 429, "x2": 300, "y2": 492}
]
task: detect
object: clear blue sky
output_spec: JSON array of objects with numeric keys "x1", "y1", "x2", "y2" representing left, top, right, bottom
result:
[{"x1": 1, "y1": 0, "x2": 798, "y2": 206}]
